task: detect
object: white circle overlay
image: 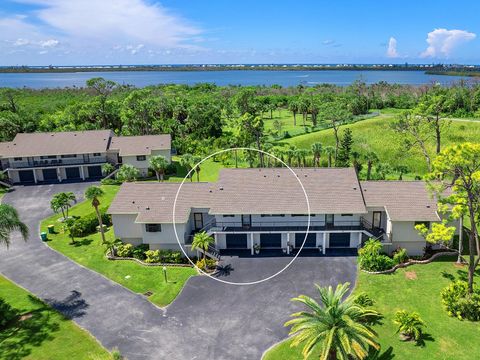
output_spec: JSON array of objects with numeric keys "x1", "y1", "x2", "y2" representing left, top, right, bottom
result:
[{"x1": 172, "y1": 147, "x2": 311, "y2": 286}]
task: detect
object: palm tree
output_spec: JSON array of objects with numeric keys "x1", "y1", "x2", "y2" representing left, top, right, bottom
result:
[
  {"x1": 116, "y1": 164, "x2": 140, "y2": 182},
  {"x1": 299, "y1": 149, "x2": 309, "y2": 167},
  {"x1": 180, "y1": 154, "x2": 194, "y2": 182},
  {"x1": 285, "y1": 282, "x2": 380, "y2": 360},
  {"x1": 294, "y1": 149, "x2": 303, "y2": 167},
  {"x1": 323, "y1": 146, "x2": 335, "y2": 168},
  {"x1": 393, "y1": 310, "x2": 425, "y2": 341},
  {"x1": 50, "y1": 192, "x2": 76, "y2": 220},
  {"x1": 193, "y1": 156, "x2": 202, "y2": 182},
  {"x1": 191, "y1": 231, "x2": 214, "y2": 264},
  {"x1": 0, "y1": 204, "x2": 28, "y2": 248},
  {"x1": 311, "y1": 143, "x2": 323, "y2": 167},
  {"x1": 85, "y1": 186, "x2": 106, "y2": 244},
  {"x1": 149, "y1": 155, "x2": 169, "y2": 181},
  {"x1": 101, "y1": 162, "x2": 115, "y2": 176},
  {"x1": 394, "y1": 165, "x2": 409, "y2": 180},
  {"x1": 363, "y1": 151, "x2": 378, "y2": 180},
  {"x1": 287, "y1": 147, "x2": 296, "y2": 167}
]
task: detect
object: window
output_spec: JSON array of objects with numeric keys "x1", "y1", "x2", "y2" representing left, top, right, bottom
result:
[
  {"x1": 261, "y1": 214, "x2": 285, "y2": 217},
  {"x1": 292, "y1": 214, "x2": 316, "y2": 217},
  {"x1": 136, "y1": 155, "x2": 146, "y2": 161},
  {"x1": 223, "y1": 214, "x2": 235, "y2": 217},
  {"x1": 145, "y1": 224, "x2": 162, "y2": 232},
  {"x1": 61, "y1": 154, "x2": 76, "y2": 158},
  {"x1": 13, "y1": 157, "x2": 23, "y2": 161},
  {"x1": 41, "y1": 155, "x2": 56, "y2": 159},
  {"x1": 93, "y1": 153, "x2": 101, "y2": 157},
  {"x1": 341, "y1": 214, "x2": 353, "y2": 217},
  {"x1": 414, "y1": 221, "x2": 430, "y2": 228}
]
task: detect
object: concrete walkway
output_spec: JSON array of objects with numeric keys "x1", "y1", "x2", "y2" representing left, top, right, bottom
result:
[{"x1": 0, "y1": 183, "x2": 357, "y2": 360}]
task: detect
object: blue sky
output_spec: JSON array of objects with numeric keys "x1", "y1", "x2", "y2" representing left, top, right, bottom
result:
[{"x1": 1, "y1": 0, "x2": 479, "y2": 65}]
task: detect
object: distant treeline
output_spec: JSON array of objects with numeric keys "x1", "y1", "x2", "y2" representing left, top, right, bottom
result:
[
  {"x1": 0, "y1": 64, "x2": 476, "y2": 73},
  {"x1": 1, "y1": 79, "x2": 480, "y2": 155}
]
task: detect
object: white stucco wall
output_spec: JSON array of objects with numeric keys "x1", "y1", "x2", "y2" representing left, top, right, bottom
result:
[
  {"x1": 111, "y1": 214, "x2": 143, "y2": 241},
  {"x1": 389, "y1": 221, "x2": 427, "y2": 256}
]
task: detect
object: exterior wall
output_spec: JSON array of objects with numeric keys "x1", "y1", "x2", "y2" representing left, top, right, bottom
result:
[
  {"x1": 142, "y1": 223, "x2": 188, "y2": 246},
  {"x1": 364, "y1": 207, "x2": 388, "y2": 229},
  {"x1": 333, "y1": 214, "x2": 361, "y2": 226},
  {"x1": 151, "y1": 149, "x2": 171, "y2": 163},
  {"x1": 389, "y1": 221, "x2": 427, "y2": 256},
  {"x1": 112, "y1": 214, "x2": 143, "y2": 241},
  {"x1": 8, "y1": 170, "x2": 20, "y2": 183},
  {"x1": 119, "y1": 150, "x2": 171, "y2": 178},
  {"x1": 121, "y1": 155, "x2": 150, "y2": 177}
]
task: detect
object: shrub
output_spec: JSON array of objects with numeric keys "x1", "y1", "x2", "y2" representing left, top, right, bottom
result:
[
  {"x1": 393, "y1": 310, "x2": 425, "y2": 341},
  {"x1": 132, "y1": 244, "x2": 149, "y2": 260},
  {"x1": 358, "y1": 239, "x2": 394, "y2": 271},
  {"x1": 393, "y1": 248, "x2": 409, "y2": 265},
  {"x1": 117, "y1": 243, "x2": 134, "y2": 257},
  {"x1": 68, "y1": 211, "x2": 112, "y2": 237},
  {"x1": 441, "y1": 281, "x2": 480, "y2": 321},
  {"x1": 354, "y1": 292, "x2": 375, "y2": 307},
  {"x1": 158, "y1": 249, "x2": 184, "y2": 264},
  {"x1": 0, "y1": 298, "x2": 18, "y2": 328},
  {"x1": 101, "y1": 178, "x2": 122, "y2": 185},
  {"x1": 196, "y1": 258, "x2": 216, "y2": 271},
  {"x1": 165, "y1": 163, "x2": 177, "y2": 175},
  {"x1": 145, "y1": 250, "x2": 161, "y2": 263}
]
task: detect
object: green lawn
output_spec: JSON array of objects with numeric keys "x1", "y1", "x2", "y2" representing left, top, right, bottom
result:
[
  {"x1": 0, "y1": 275, "x2": 111, "y2": 360},
  {"x1": 263, "y1": 258, "x2": 480, "y2": 360},
  {"x1": 42, "y1": 185, "x2": 197, "y2": 307},
  {"x1": 280, "y1": 115, "x2": 480, "y2": 177}
]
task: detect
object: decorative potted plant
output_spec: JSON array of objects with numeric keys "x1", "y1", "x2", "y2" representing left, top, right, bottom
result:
[{"x1": 253, "y1": 244, "x2": 261, "y2": 255}]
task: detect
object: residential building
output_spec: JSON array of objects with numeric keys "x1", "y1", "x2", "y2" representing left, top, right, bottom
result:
[
  {"x1": 108, "y1": 167, "x2": 446, "y2": 256},
  {"x1": 0, "y1": 130, "x2": 171, "y2": 184}
]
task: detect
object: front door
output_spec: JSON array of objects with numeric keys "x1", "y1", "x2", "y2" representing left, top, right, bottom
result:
[
  {"x1": 194, "y1": 213, "x2": 203, "y2": 230},
  {"x1": 241, "y1": 215, "x2": 251, "y2": 228},
  {"x1": 372, "y1": 211, "x2": 382, "y2": 229},
  {"x1": 325, "y1": 214, "x2": 334, "y2": 228}
]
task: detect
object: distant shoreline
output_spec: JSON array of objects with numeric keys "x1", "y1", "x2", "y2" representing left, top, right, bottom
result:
[{"x1": 0, "y1": 64, "x2": 476, "y2": 74}]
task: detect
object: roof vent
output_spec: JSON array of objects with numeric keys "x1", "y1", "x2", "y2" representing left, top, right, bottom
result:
[
  {"x1": 304, "y1": 175, "x2": 307, "y2": 177},
  {"x1": 132, "y1": 201, "x2": 135, "y2": 204},
  {"x1": 264, "y1": 175, "x2": 267, "y2": 178},
  {"x1": 277, "y1": 175, "x2": 280, "y2": 177},
  {"x1": 209, "y1": 190, "x2": 212, "y2": 193},
  {"x1": 426, "y1": 205, "x2": 431, "y2": 208},
  {"x1": 219, "y1": 187, "x2": 224, "y2": 191},
  {"x1": 353, "y1": 187, "x2": 357, "y2": 190},
  {"x1": 145, "y1": 206, "x2": 150, "y2": 210}
]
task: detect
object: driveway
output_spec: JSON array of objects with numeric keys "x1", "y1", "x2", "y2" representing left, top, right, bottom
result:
[{"x1": 0, "y1": 184, "x2": 357, "y2": 360}]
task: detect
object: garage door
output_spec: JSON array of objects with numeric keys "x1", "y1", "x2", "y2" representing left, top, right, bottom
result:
[
  {"x1": 226, "y1": 234, "x2": 248, "y2": 249},
  {"x1": 42, "y1": 168, "x2": 58, "y2": 181},
  {"x1": 295, "y1": 233, "x2": 316, "y2": 248},
  {"x1": 260, "y1": 233, "x2": 282, "y2": 248},
  {"x1": 329, "y1": 233, "x2": 351, "y2": 248},
  {"x1": 18, "y1": 170, "x2": 35, "y2": 183},
  {"x1": 66, "y1": 167, "x2": 81, "y2": 179},
  {"x1": 88, "y1": 165, "x2": 102, "y2": 178}
]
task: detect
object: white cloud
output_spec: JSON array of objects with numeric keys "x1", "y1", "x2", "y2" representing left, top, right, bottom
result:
[
  {"x1": 0, "y1": 0, "x2": 204, "y2": 64},
  {"x1": 421, "y1": 28, "x2": 476, "y2": 58},
  {"x1": 39, "y1": 39, "x2": 59, "y2": 48},
  {"x1": 322, "y1": 39, "x2": 335, "y2": 45},
  {"x1": 14, "y1": 38, "x2": 31, "y2": 46},
  {"x1": 20, "y1": 0, "x2": 202, "y2": 48},
  {"x1": 386, "y1": 37, "x2": 399, "y2": 58}
]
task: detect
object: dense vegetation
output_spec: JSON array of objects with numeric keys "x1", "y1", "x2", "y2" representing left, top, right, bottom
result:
[{"x1": 2, "y1": 79, "x2": 480, "y2": 180}]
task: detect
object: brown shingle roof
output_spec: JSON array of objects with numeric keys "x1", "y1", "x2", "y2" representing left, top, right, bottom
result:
[
  {"x1": 1, "y1": 130, "x2": 113, "y2": 157},
  {"x1": 210, "y1": 168, "x2": 367, "y2": 215},
  {"x1": 360, "y1": 181, "x2": 440, "y2": 221},
  {"x1": 108, "y1": 168, "x2": 368, "y2": 223},
  {"x1": 108, "y1": 182, "x2": 215, "y2": 223},
  {"x1": 0, "y1": 142, "x2": 12, "y2": 158},
  {"x1": 109, "y1": 135, "x2": 171, "y2": 156}
]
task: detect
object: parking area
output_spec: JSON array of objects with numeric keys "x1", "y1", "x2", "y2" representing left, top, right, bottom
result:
[{"x1": 0, "y1": 184, "x2": 358, "y2": 360}]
